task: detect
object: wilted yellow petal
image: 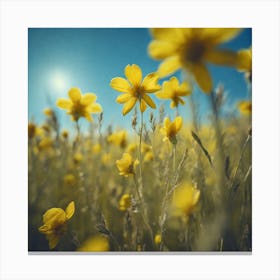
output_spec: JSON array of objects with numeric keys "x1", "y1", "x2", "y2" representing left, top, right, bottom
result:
[
  {"x1": 81, "y1": 93, "x2": 97, "y2": 105},
  {"x1": 56, "y1": 99, "x2": 72, "y2": 109},
  {"x1": 68, "y1": 88, "x2": 82, "y2": 103},
  {"x1": 157, "y1": 56, "x2": 181, "y2": 78},
  {"x1": 122, "y1": 97, "x2": 137, "y2": 115},
  {"x1": 189, "y1": 63, "x2": 212, "y2": 94},
  {"x1": 125, "y1": 64, "x2": 142, "y2": 87},
  {"x1": 110, "y1": 77, "x2": 131, "y2": 93},
  {"x1": 116, "y1": 93, "x2": 131, "y2": 104},
  {"x1": 65, "y1": 201, "x2": 75, "y2": 220}
]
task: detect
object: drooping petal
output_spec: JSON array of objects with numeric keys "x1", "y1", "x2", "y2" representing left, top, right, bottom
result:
[
  {"x1": 116, "y1": 93, "x2": 131, "y2": 104},
  {"x1": 142, "y1": 94, "x2": 156, "y2": 109},
  {"x1": 68, "y1": 88, "x2": 82, "y2": 103},
  {"x1": 141, "y1": 73, "x2": 161, "y2": 93},
  {"x1": 89, "y1": 103, "x2": 103, "y2": 113},
  {"x1": 122, "y1": 97, "x2": 137, "y2": 115},
  {"x1": 56, "y1": 99, "x2": 72, "y2": 110},
  {"x1": 148, "y1": 40, "x2": 178, "y2": 59},
  {"x1": 157, "y1": 56, "x2": 181, "y2": 78},
  {"x1": 188, "y1": 63, "x2": 213, "y2": 94},
  {"x1": 140, "y1": 99, "x2": 147, "y2": 112},
  {"x1": 125, "y1": 64, "x2": 142, "y2": 87},
  {"x1": 65, "y1": 201, "x2": 75, "y2": 220},
  {"x1": 81, "y1": 93, "x2": 97, "y2": 105},
  {"x1": 110, "y1": 77, "x2": 131, "y2": 93},
  {"x1": 204, "y1": 49, "x2": 238, "y2": 66}
]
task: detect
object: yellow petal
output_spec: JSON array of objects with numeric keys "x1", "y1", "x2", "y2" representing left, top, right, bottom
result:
[
  {"x1": 164, "y1": 117, "x2": 171, "y2": 128},
  {"x1": 56, "y1": 99, "x2": 72, "y2": 110},
  {"x1": 84, "y1": 112, "x2": 93, "y2": 122},
  {"x1": 237, "y1": 48, "x2": 252, "y2": 72},
  {"x1": 125, "y1": 64, "x2": 142, "y2": 87},
  {"x1": 156, "y1": 90, "x2": 170, "y2": 99},
  {"x1": 116, "y1": 93, "x2": 131, "y2": 104},
  {"x1": 203, "y1": 28, "x2": 242, "y2": 45},
  {"x1": 175, "y1": 116, "x2": 183, "y2": 131},
  {"x1": 48, "y1": 234, "x2": 60, "y2": 249},
  {"x1": 110, "y1": 77, "x2": 131, "y2": 93},
  {"x1": 189, "y1": 63, "x2": 212, "y2": 94},
  {"x1": 68, "y1": 88, "x2": 82, "y2": 103},
  {"x1": 89, "y1": 103, "x2": 103, "y2": 113},
  {"x1": 142, "y1": 94, "x2": 156, "y2": 109},
  {"x1": 177, "y1": 82, "x2": 191, "y2": 96},
  {"x1": 157, "y1": 56, "x2": 181, "y2": 78},
  {"x1": 81, "y1": 93, "x2": 97, "y2": 105},
  {"x1": 65, "y1": 201, "x2": 75, "y2": 220},
  {"x1": 140, "y1": 99, "x2": 147, "y2": 112},
  {"x1": 148, "y1": 40, "x2": 177, "y2": 59},
  {"x1": 122, "y1": 97, "x2": 137, "y2": 115},
  {"x1": 204, "y1": 49, "x2": 238, "y2": 66},
  {"x1": 150, "y1": 28, "x2": 186, "y2": 44},
  {"x1": 43, "y1": 208, "x2": 66, "y2": 225},
  {"x1": 169, "y1": 76, "x2": 179, "y2": 89},
  {"x1": 141, "y1": 73, "x2": 161, "y2": 93}
]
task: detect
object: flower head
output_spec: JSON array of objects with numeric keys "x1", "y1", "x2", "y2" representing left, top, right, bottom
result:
[
  {"x1": 160, "y1": 116, "x2": 183, "y2": 144},
  {"x1": 110, "y1": 64, "x2": 161, "y2": 115},
  {"x1": 78, "y1": 235, "x2": 109, "y2": 252},
  {"x1": 172, "y1": 183, "x2": 200, "y2": 217},
  {"x1": 43, "y1": 108, "x2": 54, "y2": 117},
  {"x1": 148, "y1": 28, "x2": 241, "y2": 93},
  {"x1": 236, "y1": 47, "x2": 252, "y2": 82},
  {"x1": 154, "y1": 234, "x2": 162, "y2": 245},
  {"x1": 119, "y1": 194, "x2": 132, "y2": 211},
  {"x1": 56, "y1": 88, "x2": 102, "y2": 122},
  {"x1": 116, "y1": 153, "x2": 139, "y2": 177},
  {"x1": 38, "y1": 201, "x2": 75, "y2": 249},
  {"x1": 238, "y1": 100, "x2": 252, "y2": 115},
  {"x1": 107, "y1": 130, "x2": 127, "y2": 149},
  {"x1": 156, "y1": 76, "x2": 191, "y2": 108}
]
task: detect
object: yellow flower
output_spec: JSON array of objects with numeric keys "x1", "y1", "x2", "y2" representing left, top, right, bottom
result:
[
  {"x1": 73, "y1": 152, "x2": 83, "y2": 164},
  {"x1": 38, "y1": 137, "x2": 53, "y2": 150},
  {"x1": 110, "y1": 64, "x2": 161, "y2": 115},
  {"x1": 63, "y1": 174, "x2": 76, "y2": 186},
  {"x1": 43, "y1": 107, "x2": 54, "y2": 117},
  {"x1": 56, "y1": 87, "x2": 102, "y2": 122},
  {"x1": 172, "y1": 183, "x2": 200, "y2": 216},
  {"x1": 154, "y1": 234, "x2": 162, "y2": 245},
  {"x1": 61, "y1": 129, "x2": 69, "y2": 139},
  {"x1": 92, "y1": 143, "x2": 102, "y2": 154},
  {"x1": 238, "y1": 100, "x2": 252, "y2": 115},
  {"x1": 38, "y1": 201, "x2": 75, "y2": 249},
  {"x1": 160, "y1": 116, "x2": 183, "y2": 144},
  {"x1": 107, "y1": 130, "x2": 127, "y2": 149},
  {"x1": 143, "y1": 150, "x2": 154, "y2": 162},
  {"x1": 148, "y1": 28, "x2": 241, "y2": 93},
  {"x1": 236, "y1": 47, "x2": 252, "y2": 82},
  {"x1": 156, "y1": 76, "x2": 191, "y2": 108},
  {"x1": 126, "y1": 143, "x2": 138, "y2": 154},
  {"x1": 78, "y1": 235, "x2": 109, "y2": 252},
  {"x1": 119, "y1": 194, "x2": 132, "y2": 211},
  {"x1": 28, "y1": 122, "x2": 37, "y2": 139},
  {"x1": 116, "y1": 153, "x2": 139, "y2": 177}
]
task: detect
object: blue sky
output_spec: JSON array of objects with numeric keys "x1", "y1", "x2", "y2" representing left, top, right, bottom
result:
[{"x1": 28, "y1": 28, "x2": 252, "y2": 133}]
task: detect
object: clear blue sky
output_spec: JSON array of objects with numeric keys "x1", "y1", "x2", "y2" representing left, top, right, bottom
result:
[{"x1": 28, "y1": 28, "x2": 252, "y2": 133}]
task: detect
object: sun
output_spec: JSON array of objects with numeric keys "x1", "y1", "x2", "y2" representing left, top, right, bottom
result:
[{"x1": 49, "y1": 70, "x2": 68, "y2": 93}]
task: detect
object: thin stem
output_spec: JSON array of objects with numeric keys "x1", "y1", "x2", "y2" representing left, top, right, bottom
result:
[{"x1": 138, "y1": 111, "x2": 144, "y2": 194}]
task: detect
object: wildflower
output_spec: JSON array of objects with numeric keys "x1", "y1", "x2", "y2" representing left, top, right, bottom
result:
[
  {"x1": 107, "y1": 130, "x2": 127, "y2": 149},
  {"x1": 148, "y1": 28, "x2": 241, "y2": 93},
  {"x1": 144, "y1": 150, "x2": 154, "y2": 162},
  {"x1": 154, "y1": 234, "x2": 162, "y2": 245},
  {"x1": 101, "y1": 153, "x2": 112, "y2": 165},
  {"x1": 92, "y1": 143, "x2": 102, "y2": 154},
  {"x1": 28, "y1": 122, "x2": 37, "y2": 139},
  {"x1": 38, "y1": 201, "x2": 75, "y2": 249},
  {"x1": 160, "y1": 116, "x2": 183, "y2": 144},
  {"x1": 236, "y1": 47, "x2": 252, "y2": 82},
  {"x1": 38, "y1": 137, "x2": 53, "y2": 150},
  {"x1": 116, "y1": 153, "x2": 139, "y2": 177},
  {"x1": 172, "y1": 183, "x2": 200, "y2": 217},
  {"x1": 56, "y1": 87, "x2": 102, "y2": 122},
  {"x1": 238, "y1": 101, "x2": 252, "y2": 115},
  {"x1": 43, "y1": 108, "x2": 54, "y2": 117},
  {"x1": 156, "y1": 76, "x2": 191, "y2": 108},
  {"x1": 126, "y1": 143, "x2": 138, "y2": 154},
  {"x1": 119, "y1": 194, "x2": 132, "y2": 211},
  {"x1": 63, "y1": 174, "x2": 76, "y2": 186},
  {"x1": 78, "y1": 235, "x2": 109, "y2": 252},
  {"x1": 73, "y1": 152, "x2": 83, "y2": 164},
  {"x1": 110, "y1": 64, "x2": 161, "y2": 115}
]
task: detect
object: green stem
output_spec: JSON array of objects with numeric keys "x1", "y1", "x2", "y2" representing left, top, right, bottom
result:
[{"x1": 138, "y1": 112, "x2": 144, "y2": 194}]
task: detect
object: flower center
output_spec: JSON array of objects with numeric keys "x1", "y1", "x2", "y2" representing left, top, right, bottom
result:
[{"x1": 184, "y1": 39, "x2": 205, "y2": 63}]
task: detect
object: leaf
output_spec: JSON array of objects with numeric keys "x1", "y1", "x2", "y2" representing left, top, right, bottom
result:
[{"x1": 191, "y1": 131, "x2": 213, "y2": 166}]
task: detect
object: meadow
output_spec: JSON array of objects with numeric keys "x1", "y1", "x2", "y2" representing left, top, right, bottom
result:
[{"x1": 28, "y1": 28, "x2": 252, "y2": 252}]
